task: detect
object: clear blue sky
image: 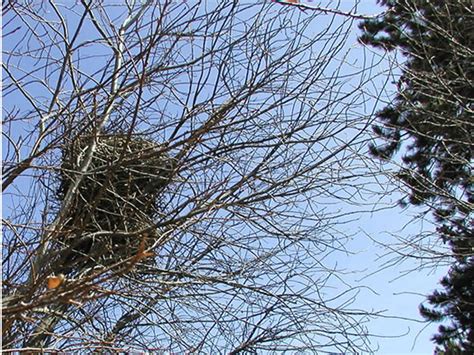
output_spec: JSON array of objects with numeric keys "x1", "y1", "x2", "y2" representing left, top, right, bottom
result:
[
  {"x1": 323, "y1": 1, "x2": 448, "y2": 353},
  {"x1": 266, "y1": 1, "x2": 448, "y2": 353},
  {"x1": 2, "y1": 1, "x2": 448, "y2": 353}
]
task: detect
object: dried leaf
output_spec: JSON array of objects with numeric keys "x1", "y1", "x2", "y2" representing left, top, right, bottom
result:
[{"x1": 47, "y1": 274, "x2": 65, "y2": 289}]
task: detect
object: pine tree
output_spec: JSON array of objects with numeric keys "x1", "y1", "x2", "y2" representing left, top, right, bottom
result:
[{"x1": 359, "y1": 1, "x2": 473, "y2": 352}]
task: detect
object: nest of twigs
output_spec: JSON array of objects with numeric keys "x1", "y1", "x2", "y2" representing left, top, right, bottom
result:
[{"x1": 55, "y1": 134, "x2": 174, "y2": 272}]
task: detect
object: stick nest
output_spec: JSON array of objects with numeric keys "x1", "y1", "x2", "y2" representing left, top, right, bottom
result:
[{"x1": 56, "y1": 134, "x2": 174, "y2": 271}]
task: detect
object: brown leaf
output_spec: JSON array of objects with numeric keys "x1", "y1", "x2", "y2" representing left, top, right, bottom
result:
[{"x1": 47, "y1": 274, "x2": 65, "y2": 289}]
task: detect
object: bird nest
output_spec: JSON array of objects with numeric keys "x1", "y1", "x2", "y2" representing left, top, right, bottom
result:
[{"x1": 55, "y1": 134, "x2": 174, "y2": 272}]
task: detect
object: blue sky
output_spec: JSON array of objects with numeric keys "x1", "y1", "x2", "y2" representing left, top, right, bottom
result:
[
  {"x1": 326, "y1": 1, "x2": 448, "y2": 353},
  {"x1": 262, "y1": 1, "x2": 449, "y2": 353},
  {"x1": 2, "y1": 1, "x2": 449, "y2": 353}
]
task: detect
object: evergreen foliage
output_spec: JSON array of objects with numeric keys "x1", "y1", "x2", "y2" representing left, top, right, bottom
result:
[{"x1": 359, "y1": 1, "x2": 473, "y2": 352}]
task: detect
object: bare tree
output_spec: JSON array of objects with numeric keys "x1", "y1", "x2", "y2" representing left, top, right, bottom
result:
[{"x1": 3, "y1": 1, "x2": 384, "y2": 352}]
